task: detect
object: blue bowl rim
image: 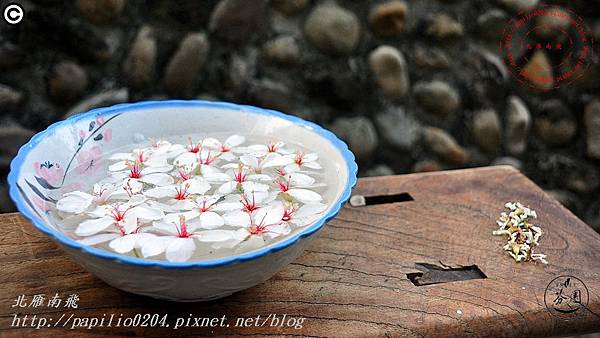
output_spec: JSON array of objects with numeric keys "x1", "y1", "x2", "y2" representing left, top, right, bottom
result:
[{"x1": 7, "y1": 100, "x2": 358, "y2": 269}]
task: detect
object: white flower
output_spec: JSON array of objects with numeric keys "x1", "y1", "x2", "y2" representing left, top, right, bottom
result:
[
  {"x1": 56, "y1": 183, "x2": 116, "y2": 213},
  {"x1": 75, "y1": 197, "x2": 163, "y2": 237},
  {"x1": 237, "y1": 153, "x2": 294, "y2": 174},
  {"x1": 275, "y1": 173, "x2": 322, "y2": 204},
  {"x1": 109, "y1": 160, "x2": 174, "y2": 187},
  {"x1": 283, "y1": 152, "x2": 321, "y2": 172},
  {"x1": 205, "y1": 165, "x2": 271, "y2": 194},
  {"x1": 202, "y1": 135, "x2": 246, "y2": 161},
  {"x1": 78, "y1": 228, "x2": 163, "y2": 258},
  {"x1": 243, "y1": 141, "x2": 293, "y2": 157},
  {"x1": 217, "y1": 202, "x2": 291, "y2": 251},
  {"x1": 150, "y1": 215, "x2": 233, "y2": 262},
  {"x1": 144, "y1": 178, "x2": 211, "y2": 210},
  {"x1": 282, "y1": 202, "x2": 327, "y2": 227}
]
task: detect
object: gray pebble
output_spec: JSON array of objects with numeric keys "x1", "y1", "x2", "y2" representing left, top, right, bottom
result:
[
  {"x1": 584, "y1": 100, "x2": 600, "y2": 160},
  {"x1": 304, "y1": 3, "x2": 360, "y2": 55},
  {"x1": 123, "y1": 26, "x2": 157, "y2": 89},
  {"x1": 164, "y1": 32, "x2": 210, "y2": 97},
  {"x1": 0, "y1": 84, "x2": 23, "y2": 110},
  {"x1": 363, "y1": 164, "x2": 394, "y2": 177},
  {"x1": 78, "y1": 0, "x2": 124, "y2": 25},
  {"x1": 209, "y1": 0, "x2": 268, "y2": 41},
  {"x1": 263, "y1": 36, "x2": 301, "y2": 65},
  {"x1": 271, "y1": 0, "x2": 308, "y2": 16},
  {"x1": 425, "y1": 13, "x2": 464, "y2": 39},
  {"x1": 413, "y1": 80, "x2": 460, "y2": 116},
  {"x1": 369, "y1": 45, "x2": 409, "y2": 101},
  {"x1": 505, "y1": 96, "x2": 531, "y2": 156},
  {"x1": 374, "y1": 107, "x2": 421, "y2": 149},
  {"x1": 423, "y1": 127, "x2": 468, "y2": 165},
  {"x1": 472, "y1": 108, "x2": 501, "y2": 153},
  {"x1": 368, "y1": 1, "x2": 408, "y2": 36},
  {"x1": 331, "y1": 116, "x2": 379, "y2": 161},
  {"x1": 66, "y1": 88, "x2": 129, "y2": 118},
  {"x1": 48, "y1": 61, "x2": 88, "y2": 103}
]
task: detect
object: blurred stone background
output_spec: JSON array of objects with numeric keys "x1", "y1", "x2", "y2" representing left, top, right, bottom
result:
[{"x1": 0, "y1": 0, "x2": 599, "y2": 232}]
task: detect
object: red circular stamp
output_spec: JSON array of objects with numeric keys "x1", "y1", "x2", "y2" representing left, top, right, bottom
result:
[{"x1": 500, "y1": 4, "x2": 596, "y2": 90}]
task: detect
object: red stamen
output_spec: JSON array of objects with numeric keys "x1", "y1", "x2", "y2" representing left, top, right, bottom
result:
[
  {"x1": 176, "y1": 215, "x2": 190, "y2": 238},
  {"x1": 188, "y1": 137, "x2": 201, "y2": 153},
  {"x1": 174, "y1": 183, "x2": 190, "y2": 200},
  {"x1": 234, "y1": 167, "x2": 247, "y2": 183},
  {"x1": 277, "y1": 178, "x2": 290, "y2": 192},
  {"x1": 241, "y1": 193, "x2": 259, "y2": 213},
  {"x1": 129, "y1": 162, "x2": 142, "y2": 178},
  {"x1": 267, "y1": 142, "x2": 277, "y2": 153},
  {"x1": 294, "y1": 152, "x2": 304, "y2": 165}
]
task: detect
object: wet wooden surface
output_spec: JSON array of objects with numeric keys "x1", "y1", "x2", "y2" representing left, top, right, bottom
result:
[{"x1": 1, "y1": 166, "x2": 599, "y2": 337}]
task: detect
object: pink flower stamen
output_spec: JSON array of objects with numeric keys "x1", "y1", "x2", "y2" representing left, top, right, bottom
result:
[
  {"x1": 234, "y1": 166, "x2": 247, "y2": 184},
  {"x1": 220, "y1": 144, "x2": 231, "y2": 153},
  {"x1": 267, "y1": 142, "x2": 278, "y2": 153},
  {"x1": 187, "y1": 137, "x2": 202, "y2": 153},
  {"x1": 123, "y1": 181, "x2": 140, "y2": 197},
  {"x1": 175, "y1": 215, "x2": 190, "y2": 238},
  {"x1": 241, "y1": 193, "x2": 259, "y2": 213},
  {"x1": 277, "y1": 177, "x2": 290, "y2": 192},
  {"x1": 294, "y1": 152, "x2": 304, "y2": 166},
  {"x1": 174, "y1": 183, "x2": 190, "y2": 200},
  {"x1": 128, "y1": 161, "x2": 142, "y2": 179},
  {"x1": 276, "y1": 167, "x2": 287, "y2": 177},
  {"x1": 199, "y1": 150, "x2": 216, "y2": 165}
]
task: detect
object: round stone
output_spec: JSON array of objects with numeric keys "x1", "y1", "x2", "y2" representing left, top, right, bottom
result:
[
  {"x1": 164, "y1": 32, "x2": 210, "y2": 97},
  {"x1": 368, "y1": 1, "x2": 408, "y2": 36},
  {"x1": 505, "y1": 96, "x2": 531, "y2": 156},
  {"x1": 374, "y1": 107, "x2": 421, "y2": 149},
  {"x1": 209, "y1": 0, "x2": 268, "y2": 41},
  {"x1": 123, "y1": 26, "x2": 157, "y2": 89},
  {"x1": 413, "y1": 80, "x2": 460, "y2": 116},
  {"x1": 423, "y1": 127, "x2": 468, "y2": 165},
  {"x1": 535, "y1": 100, "x2": 577, "y2": 146},
  {"x1": 263, "y1": 36, "x2": 301, "y2": 65},
  {"x1": 304, "y1": 3, "x2": 360, "y2": 55},
  {"x1": 78, "y1": 0, "x2": 124, "y2": 24},
  {"x1": 584, "y1": 100, "x2": 600, "y2": 160},
  {"x1": 331, "y1": 116, "x2": 379, "y2": 161},
  {"x1": 472, "y1": 109, "x2": 501, "y2": 153},
  {"x1": 369, "y1": 45, "x2": 409, "y2": 101},
  {"x1": 271, "y1": 0, "x2": 308, "y2": 16},
  {"x1": 425, "y1": 13, "x2": 464, "y2": 39},
  {"x1": 48, "y1": 61, "x2": 88, "y2": 103}
]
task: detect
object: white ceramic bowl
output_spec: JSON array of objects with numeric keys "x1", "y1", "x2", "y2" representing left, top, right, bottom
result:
[{"x1": 8, "y1": 100, "x2": 357, "y2": 301}]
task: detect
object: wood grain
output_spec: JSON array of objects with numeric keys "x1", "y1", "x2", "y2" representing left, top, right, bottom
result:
[{"x1": 1, "y1": 166, "x2": 599, "y2": 337}]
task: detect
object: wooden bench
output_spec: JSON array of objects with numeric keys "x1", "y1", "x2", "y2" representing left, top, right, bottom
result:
[{"x1": 1, "y1": 166, "x2": 599, "y2": 337}]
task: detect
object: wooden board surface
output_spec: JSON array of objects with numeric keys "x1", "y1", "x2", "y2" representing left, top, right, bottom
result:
[{"x1": 1, "y1": 166, "x2": 599, "y2": 337}]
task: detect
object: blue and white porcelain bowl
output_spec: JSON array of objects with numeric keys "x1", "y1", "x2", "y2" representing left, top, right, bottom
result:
[{"x1": 7, "y1": 100, "x2": 357, "y2": 301}]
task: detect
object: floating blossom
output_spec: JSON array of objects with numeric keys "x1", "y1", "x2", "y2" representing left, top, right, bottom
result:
[
  {"x1": 493, "y1": 201, "x2": 547, "y2": 264},
  {"x1": 56, "y1": 135, "x2": 328, "y2": 262},
  {"x1": 203, "y1": 135, "x2": 246, "y2": 161},
  {"x1": 275, "y1": 173, "x2": 322, "y2": 204},
  {"x1": 150, "y1": 215, "x2": 233, "y2": 262},
  {"x1": 218, "y1": 202, "x2": 291, "y2": 251},
  {"x1": 243, "y1": 141, "x2": 293, "y2": 157},
  {"x1": 75, "y1": 197, "x2": 163, "y2": 237},
  {"x1": 56, "y1": 183, "x2": 116, "y2": 213}
]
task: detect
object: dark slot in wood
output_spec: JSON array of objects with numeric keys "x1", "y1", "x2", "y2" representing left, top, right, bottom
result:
[
  {"x1": 350, "y1": 193, "x2": 414, "y2": 207},
  {"x1": 407, "y1": 263, "x2": 487, "y2": 286}
]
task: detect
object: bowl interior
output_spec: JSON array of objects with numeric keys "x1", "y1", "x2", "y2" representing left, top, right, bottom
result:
[{"x1": 9, "y1": 100, "x2": 354, "y2": 264}]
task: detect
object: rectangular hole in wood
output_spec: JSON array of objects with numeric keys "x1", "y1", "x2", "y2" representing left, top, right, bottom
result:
[
  {"x1": 350, "y1": 193, "x2": 414, "y2": 207},
  {"x1": 407, "y1": 264, "x2": 487, "y2": 286}
]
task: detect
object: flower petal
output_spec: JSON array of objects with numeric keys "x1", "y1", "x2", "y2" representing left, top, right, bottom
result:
[
  {"x1": 77, "y1": 233, "x2": 119, "y2": 245},
  {"x1": 287, "y1": 189, "x2": 322, "y2": 204},
  {"x1": 57, "y1": 191, "x2": 94, "y2": 213},
  {"x1": 199, "y1": 211, "x2": 225, "y2": 229},
  {"x1": 140, "y1": 173, "x2": 174, "y2": 186},
  {"x1": 109, "y1": 234, "x2": 138, "y2": 254},
  {"x1": 76, "y1": 217, "x2": 115, "y2": 236},
  {"x1": 225, "y1": 134, "x2": 245, "y2": 147},
  {"x1": 165, "y1": 237, "x2": 196, "y2": 262},
  {"x1": 223, "y1": 210, "x2": 251, "y2": 227},
  {"x1": 195, "y1": 230, "x2": 232, "y2": 242}
]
